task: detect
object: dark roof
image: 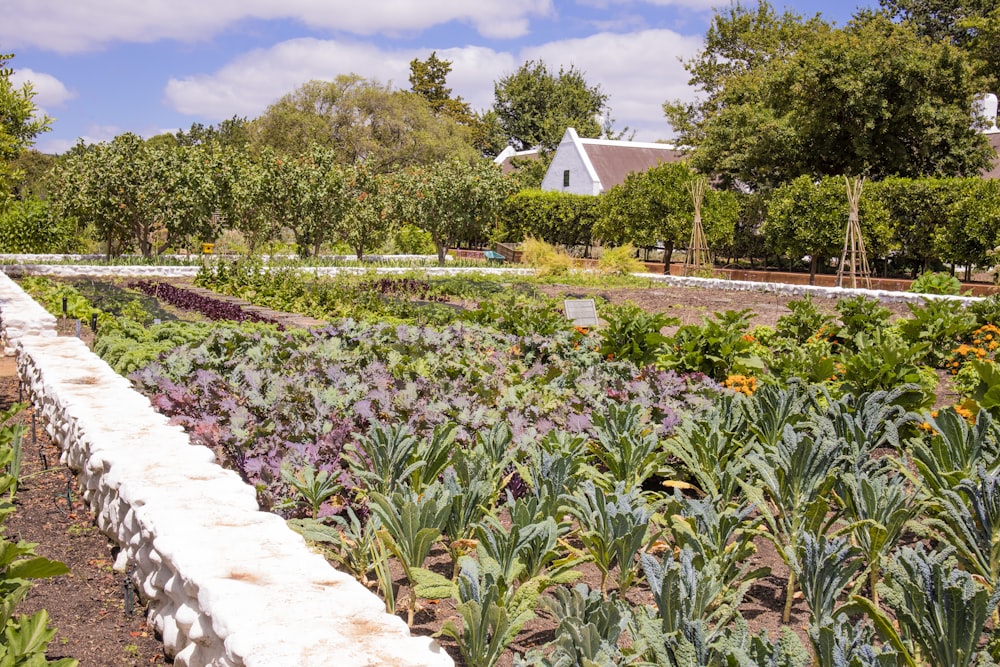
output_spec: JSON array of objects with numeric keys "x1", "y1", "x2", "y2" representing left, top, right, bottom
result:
[
  {"x1": 580, "y1": 142, "x2": 686, "y2": 190},
  {"x1": 983, "y1": 133, "x2": 1000, "y2": 180},
  {"x1": 496, "y1": 149, "x2": 540, "y2": 175}
]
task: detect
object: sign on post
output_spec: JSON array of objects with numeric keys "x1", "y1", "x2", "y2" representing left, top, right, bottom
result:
[{"x1": 564, "y1": 299, "x2": 599, "y2": 328}]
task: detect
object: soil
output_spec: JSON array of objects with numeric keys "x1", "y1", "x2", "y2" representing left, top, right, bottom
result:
[{"x1": 0, "y1": 283, "x2": 955, "y2": 666}]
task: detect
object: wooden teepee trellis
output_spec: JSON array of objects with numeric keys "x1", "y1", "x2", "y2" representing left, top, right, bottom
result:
[
  {"x1": 836, "y1": 176, "x2": 873, "y2": 289},
  {"x1": 683, "y1": 176, "x2": 713, "y2": 276}
]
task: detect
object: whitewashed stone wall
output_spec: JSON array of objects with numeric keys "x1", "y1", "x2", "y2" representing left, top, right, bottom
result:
[{"x1": 0, "y1": 273, "x2": 451, "y2": 667}]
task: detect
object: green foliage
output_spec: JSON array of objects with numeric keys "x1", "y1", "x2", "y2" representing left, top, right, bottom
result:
[
  {"x1": 657, "y1": 309, "x2": 764, "y2": 381},
  {"x1": 587, "y1": 403, "x2": 668, "y2": 491},
  {"x1": 836, "y1": 294, "x2": 893, "y2": 341},
  {"x1": 518, "y1": 237, "x2": 575, "y2": 277},
  {"x1": 837, "y1": 332, "x2": 936, "y2": 410},
  {"x1": 970, "y1": 294, "x2": 1000, "y2": 327},
  {"x1": 493, "y1": 60, "x2": 612, "y2": 151},
  {"x1": 438, "y1": 557, "x2": 542, "y2": 667},
  {"x1": 596, "y1": 302, "x2": 676, "y2": 367},
  {"x1": 668, "y1": 6, "x2": 992, "y2": 189},
  {"x1": 897, "y1": 299, "x2": 977, "y2": 367},
  {"x1": 564, "y1": 481, "x2": 650, "y2": 595},
  {"x1": 345, "y1": 422, "x2": 422, "y2": 497},
  {"x1": 279, "y1": 465, "x2": 342, "y2": 518},
  {"x1": 793, "y1": 531, "x2": 863, "y2": 630},
  {"x1": 462, "y1": 289, "x2": 571, "y2": 338},
  {"x1": 597, "y1": 244, "x2": 645, "y2": 276},
  {"x1": 863, "y1": 546, "x2": 999, "y2": 667},
  {"x1": 0, "y1": 53, "x2": 52, "y2": 203},
  {"x1": 908, "y1": 408, "x2": 1000, "y2": 499},
  {"x1": 0, "y1": 198, "x2": 77, "y2": 253},
  {"x1": 497, "y1": 190, "x2": 598, "y2": 248},
  {"x1": 774, "y1": 295, "x2": 834, "y2": 345},
  {"x1": 909, "y1": 271, "x2": 964, "y2": 295}
]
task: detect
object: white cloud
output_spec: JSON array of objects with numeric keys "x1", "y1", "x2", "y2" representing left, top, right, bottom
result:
[
  {"x1": 164, "y1": 38, "x2": 516, "y2": 120},
  {"x1": 1, "y1": 0, "x2": 553, "y2": 53},
  {"x1": 164, "y1": 29, "x2": 701, "y2": 142},
  {"x1": 9, "y1": 69, "x2": 76, "y2": 108},
  {"x1": 33, "y1": 124, "x2": 124, "y2": 154}
]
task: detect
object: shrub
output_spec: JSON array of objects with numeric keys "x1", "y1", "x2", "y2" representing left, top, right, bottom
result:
[
  {"x1": 597, "y1": 244, "x2": 645, "y2": 276},
  {"x1": 909, "y1": 271, "x2": 963, "y2": 295},
  {"x1": 520, "y1": 237, "x2": 575, "y2": 277}
]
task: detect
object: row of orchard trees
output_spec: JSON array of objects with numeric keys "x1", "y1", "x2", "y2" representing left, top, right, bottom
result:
[
  {"x1": 48, "y1": 134, "x2": 515, "y2": 262},
  {"x1": 41, "y1": 135, "x2": 1000, "y2": 277},
  {"x1": 501, "y1": 163, "x2": 1000, "y2": 280}
]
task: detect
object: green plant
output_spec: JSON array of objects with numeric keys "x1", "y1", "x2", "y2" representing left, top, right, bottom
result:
[
  {"x1": 774, "y1": 295, "x2": 834, "y2": 345},
  {"x1": 564, "y1": 481, "x2": 651, "y2": 595},
  {"x1": 596, "y1": 302, "x2": 676, "y2": 366},
  {"x1": 279, "y1": 464, "x2": 342, "y2": 517},
  {"x1": 741, "y1": 421, "x2": 841, "y2": 623},
  {"x1": 586, "y1": 403, "x2": 667, "y2": 491},
  {"x1": 907, "y1": 408, "x2": 1000, "y2": 499},
  {"x1": 517, "y1": 584, "x2": 634, "y2": 666},
  {"x1": 853, "y1": 546, "x2": 999, "y2": 667},
  {"x1": 597, "y1": 244, "x2": 645, "y2": 276},
  {"x1": 897, "y1": 299, "x2": 977, "y2": 367},
  {"x1": 970, "y1": 293, "x2": 1000, "y2": 326},
  {"x1": 793, "y1": 530, "x2": 863, "y2": 631},
  {"x1": 344, "y1": 422, "x2": 422, "y2": 497},
  {"x1": 520, "y1": 237, "x2": 575, "y2": 277},
  {"x1": 657, "y1": 309, "x2": 764, "y2": 381},
  {"x1": 662, "y1": 394, "x2": 750, "y2": 502},
  {"x1": 836, "y1": 294, "x2": 892, "y2": 342},
  {"x1": 437, "y1": 558, "x2": 542, "y2": 667},
  {"x1": 368, "y1": 485, "x2": 450, "y2": 625},
  {"x1": 836, "y1": 471, "x2": 917, "y2": 608},
  {"x1": 909, "y1": 271, "x2": 964, "y2": 295},
  {"x1": 837, "y1": 331, "x2": 935, "y2": 410}
]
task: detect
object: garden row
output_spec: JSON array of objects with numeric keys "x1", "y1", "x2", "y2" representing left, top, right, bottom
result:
[
  {"x1": 21, "y1": 265, "x2": 1000, "y2": 666},
  {"x1": 0, "y1": 272, "x2": 452, "y2": 666}
]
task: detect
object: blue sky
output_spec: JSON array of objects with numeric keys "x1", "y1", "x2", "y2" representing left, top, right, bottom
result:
[{"x1": 4, "y1": 1, "x2": 873, "y2": 154}]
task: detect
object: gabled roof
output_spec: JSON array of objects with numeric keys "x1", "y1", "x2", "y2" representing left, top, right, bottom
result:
[
  {"x1": 493, "y1": 146, "x2": 541, "y2": 174},
  {"x1": 575, "y1": 135, "x2": 686, "y2": 191}
]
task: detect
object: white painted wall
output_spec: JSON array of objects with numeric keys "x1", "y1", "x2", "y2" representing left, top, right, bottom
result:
[{"x1": 541, "y1": 128, "x2": 601, "y2": 196}]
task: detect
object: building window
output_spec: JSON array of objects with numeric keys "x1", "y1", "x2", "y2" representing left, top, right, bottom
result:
[{"x1": 563, "y1": 170, "x2": 570, "y2": 187}]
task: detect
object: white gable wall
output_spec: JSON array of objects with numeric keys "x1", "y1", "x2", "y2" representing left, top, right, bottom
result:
[{"x1": 541, "y1": 128, "x2": 602, "y2": 195}]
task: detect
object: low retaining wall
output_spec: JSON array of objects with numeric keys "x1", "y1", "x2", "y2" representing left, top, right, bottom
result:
[{"x1": 0, "y1": 273, "x2": 451, "y2": 667}]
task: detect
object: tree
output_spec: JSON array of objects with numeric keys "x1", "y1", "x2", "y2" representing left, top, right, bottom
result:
[
  {"x1": 666, "y1": 4, "x2": 992, "y2": 189},
  {"x1": 933, "y1": 178, "x2": 1000, "y2": 277},
  {"x1": 50, "y1": 134, "x2": 220, "y2": 257},
  {"x1": 594, "y1": 162, "x2": 738, "y2": 269},
  {"x1": 397, "y1": 159, "x2": 516, "y2": 264},
  {"x1": 762, "y1": 175, "x2": 892, "y2": 282},
  {"x1": 870, "y1": 177, "x2": 961, "y2": 276},
  {"x1": 409, "y1": 52, "x2": 472, "y2": 123},
  {"x1": 879, "y1": 0, "x2": 995, "y2": 45},
  {"x1": 493, "y1": 60, "x2": 611, "y2": 151},
  {"x1": 1, "y1": 54, "x2": 52, "y2": 205},
  {"x1": 252, "y1": 75, "x2": 476, "y2": 171},
  {"x1": 338, "y1": 164, "x2": 398, "y2": 260}
]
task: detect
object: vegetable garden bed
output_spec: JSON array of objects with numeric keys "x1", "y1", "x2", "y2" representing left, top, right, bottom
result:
[{"x1": 11, "y1": 265, "x2": 1000, "y2": 666}]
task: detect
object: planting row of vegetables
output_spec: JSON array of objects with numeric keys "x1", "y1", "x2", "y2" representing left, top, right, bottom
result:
[{"x1": 17, "y1": 268, "x2": 1000, "y2": 665}]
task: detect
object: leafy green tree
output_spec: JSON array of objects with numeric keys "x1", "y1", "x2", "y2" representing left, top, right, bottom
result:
[
  {"x1": 337, "y1": 164, "x2": 398, "y2": 260},
  {"x1": 1, "y1": 54, "x2": 52, "y2": 205},
  {"x1": 762, "y1": 176, "x2": 892, "y2": 282},
  {"x1": 397, "y1": 159, "x2": 516, "y2": 264},
  {"x1": 872, "y1": 177, "x2": 962, "y2": 276},
  {"x1": 879, "y1": 0, "x2": 995, "y2": 45},
  {"x1": 594, "y1": 161, "x2": 738, "y2": 269},
  {"x1": 252, "y1": 75, "x2": 476, "y2": 171},
  {"x1": 49, "y1": 134, "x2": 221, "y2": 257},
  {"x1": 0, "y1": 198, "x2": 76, "y2": 252},
  {"x1": 265, "y1": 145, "x2": 347, "y2": 257},
  {"x1": 409, "y1": 52, "x2": 472, "y2": 123},
  {"x1": 933, "y1": 178, "x2": 1000, "y2": 276},
  {"x1": 221, "y1": 147, "x2": 283, "y2": 254},
  {"x1": 667, "y1": 5, "x2": 992, "y2": 189},
  {"x1": 493, "y1": 60, "x2": 612, "y2": 151},
  {"x1": 497, "y1": 189, "x2": 597, "y2": 248}
]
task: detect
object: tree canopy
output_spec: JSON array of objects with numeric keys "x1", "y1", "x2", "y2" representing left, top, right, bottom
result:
[
  {"x1": 251, "y1": 75, "x2": 476, "y2": 170},
  {"x1": 665, "y1": 3, "x2": 992, "y2": 190},
  {"x1": 493, "y1": 60, "x2": 612, "y2": 151},
  {"x1": 1, "y1": 53, "x2": 51, "y2": 204}
]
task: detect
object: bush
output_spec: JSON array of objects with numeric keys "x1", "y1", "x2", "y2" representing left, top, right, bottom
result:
[
  {"x1": 0, "y1": 198, "x2": 78, "y2": 253},
  {"x1": 520, "y1": 237, "x2": 575, "y2": 277},
  {"x1": 909, "y1": 271, "x2": 963, "y2": 295},
  {"x1": 597, "y1": 244, "x2": 645, "y2": 276}
]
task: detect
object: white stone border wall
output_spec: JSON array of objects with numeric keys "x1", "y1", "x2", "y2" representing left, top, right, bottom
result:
[{"x1": 0, "y1": 273, "x2": 451, "y2": 667}]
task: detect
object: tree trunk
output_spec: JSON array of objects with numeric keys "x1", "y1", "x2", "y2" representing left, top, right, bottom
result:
[
  {"x1": 809, "y1": 255, "x2": 817, "y2": 285},
  {"x1": 662, "y1": 241, "x2": 674, "y2": 274},
  {"x1": 435, "y1": 239, "x2": 447, "y2": 266}
]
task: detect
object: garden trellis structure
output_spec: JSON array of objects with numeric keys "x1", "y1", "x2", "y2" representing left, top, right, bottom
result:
[{"x1": 836, "y1": 176, "x2": 872, "y2": 290}]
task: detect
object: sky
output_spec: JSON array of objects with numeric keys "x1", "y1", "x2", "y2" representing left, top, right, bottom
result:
[{"x1": 3, "y1": 0, "x2": 876, "y2": 155}]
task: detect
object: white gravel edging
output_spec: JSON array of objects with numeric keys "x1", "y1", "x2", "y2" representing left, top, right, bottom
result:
[{"x1": 0, "y1": 272, "x2": 451, "y2": 667}]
